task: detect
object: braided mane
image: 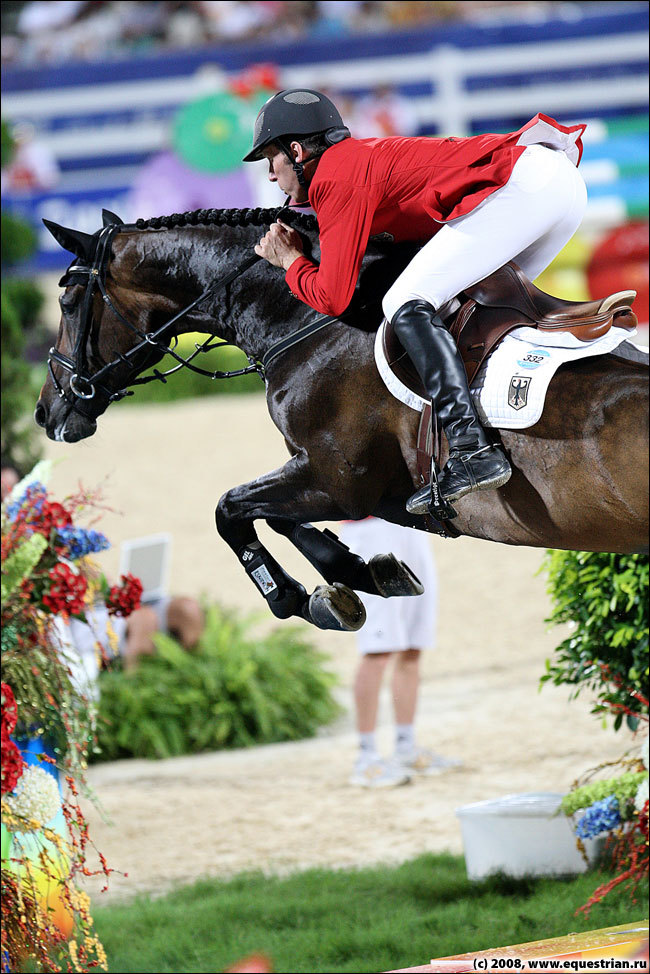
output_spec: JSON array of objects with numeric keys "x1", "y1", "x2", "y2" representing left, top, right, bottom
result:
[{"x1": 134, "y1": 206, "x2": 319, "y2": 232}]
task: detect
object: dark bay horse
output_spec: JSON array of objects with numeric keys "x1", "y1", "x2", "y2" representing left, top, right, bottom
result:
[{"x1": 35, "y1": 207, "x2": 649, "y2": 632}]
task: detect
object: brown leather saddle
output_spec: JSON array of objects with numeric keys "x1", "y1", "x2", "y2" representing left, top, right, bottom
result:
[{"x1": 381, "y1": 261, "x2": 638, "y2": 537}]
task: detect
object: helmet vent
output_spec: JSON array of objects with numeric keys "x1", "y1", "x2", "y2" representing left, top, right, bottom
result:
[
  {"x1": 253, "y1": 110, "x2": 265, "y2": 141},
  {"x1": 283, "y1": 91, "x2": 320, "y2": 105}
]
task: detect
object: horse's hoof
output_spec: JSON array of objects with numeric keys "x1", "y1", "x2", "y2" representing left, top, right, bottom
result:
[
  {"x1": 308, "y1": 583, "x2": 366, "y2": 632},
  {"x1": 368, "y1": 553, "x2": 424, "y2": 597}
]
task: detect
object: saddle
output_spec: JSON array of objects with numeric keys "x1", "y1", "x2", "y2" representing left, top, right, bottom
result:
[
  {"x1": 380, "y1": 261, "x2": 638, "y2": 539},
  {"x1": 382, "y1": 261, "x2": 637, "y2": 393}
]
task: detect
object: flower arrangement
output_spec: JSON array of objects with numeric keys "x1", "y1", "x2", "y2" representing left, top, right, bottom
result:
[
  {"x1": 561, "y1": 722, "x2": 648, "y2": 915},
  {"x1": 542, "y1": 548, "x2": 648, "y2": 914},
  {"x1": 1, "y1": 462, "x2": 142, "y2": 972}
]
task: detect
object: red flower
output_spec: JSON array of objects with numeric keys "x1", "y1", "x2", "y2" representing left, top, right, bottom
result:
[
  {"x1": 42, "y1": 562, "x2": 88, "y2": 616},
  {"x1": 1, "y1": 683, "x2": 18, "y2": 738},
  {"x1": 106, "y1": 573, "x2": 143, "y2": 617},
  {"x1": 1, "y1": 698, "x2": 23, "y2": 794}
]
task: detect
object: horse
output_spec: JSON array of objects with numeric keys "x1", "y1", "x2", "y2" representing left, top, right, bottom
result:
[{"x1": 35, "y1": 206, "x2": 649, "y2": 633}]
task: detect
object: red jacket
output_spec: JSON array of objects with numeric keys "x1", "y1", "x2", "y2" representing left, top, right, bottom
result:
[{"x1": 284, "y1": 113, "x2": 586, "y2": 318}]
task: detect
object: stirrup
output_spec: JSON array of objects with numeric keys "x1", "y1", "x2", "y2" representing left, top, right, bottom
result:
[{"x1": 406, "y1": 461, "x2": 457, "y2": 520}]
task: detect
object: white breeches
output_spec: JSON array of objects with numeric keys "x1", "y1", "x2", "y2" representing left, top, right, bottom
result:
[{"x1": 382, "y1": 144, "x2": 588, "y2": 322}]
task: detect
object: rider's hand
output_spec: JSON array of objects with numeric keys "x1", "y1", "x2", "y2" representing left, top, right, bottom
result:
[{"x1": 255, "y1": 219, "x2": 304, "y2": 271}]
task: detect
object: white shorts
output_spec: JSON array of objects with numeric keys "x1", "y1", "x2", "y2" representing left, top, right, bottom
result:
[
  {"x1": 339, "y1": 518, "x2": 437, "y2": 654},
  {"x1": 382, "y1": 144, "x2": 588, "y2": 320}
]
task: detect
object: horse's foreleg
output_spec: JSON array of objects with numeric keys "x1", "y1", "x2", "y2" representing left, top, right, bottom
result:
[
  {"x1": 215, "y1": 456, "x2": 367, "y2": 631},
  {"x1": 266, "y1": 519, "x2": 424, "y2": 598}
]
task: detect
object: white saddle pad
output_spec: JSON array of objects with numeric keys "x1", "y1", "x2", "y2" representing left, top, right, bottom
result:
[{"x1": 374, "y1": 323, "x2": 636, "y2": 430}]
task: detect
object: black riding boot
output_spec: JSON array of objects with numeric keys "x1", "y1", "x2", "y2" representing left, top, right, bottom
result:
[{"x1": 391, "y1": 299, "x2": 511, "y2": 513}]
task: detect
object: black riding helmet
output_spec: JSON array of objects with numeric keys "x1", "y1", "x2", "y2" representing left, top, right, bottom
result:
[{"x1": 242, "y1": 88, "x2": 350, "y2": 186}]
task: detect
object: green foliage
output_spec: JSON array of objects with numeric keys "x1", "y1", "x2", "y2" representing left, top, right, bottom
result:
[
  {"x1": 1, "y1": 133, "x2": 46, "y2": 471},
  {"x1": 0, "y1": 532, "x2": 47, "y2": 602},
  {"x1": 94, "y1": 603, "x2": 341, "y2": 761},
  {"x1": 1, "y1": 211, "x2": 36, "y2": 266},
  {"x1": 123, "y1": 337, "x2": 264, "y2": 404},
  {"x1": 1, "y1": 279, "x2": 45, "y2": 473},
  {"x1": 541, "y1": 551, "x2": 649, "y2": 730},
  {"x1": 91, "y1": 853, "x2": 648, "y2": 974},
  {"x1": 1, "y1": 120, "x2": 15, "y2": 168},
  {"x1": 561, "y1": 772, "x2": 647, "y2": 816}
]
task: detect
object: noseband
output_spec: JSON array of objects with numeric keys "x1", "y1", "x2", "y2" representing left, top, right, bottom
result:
[{"x1": 48, "y1": 221, "x2": 270, "y2": 419}]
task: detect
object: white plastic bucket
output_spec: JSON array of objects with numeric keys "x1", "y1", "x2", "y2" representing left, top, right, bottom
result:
[{"x1": 456, "y1": 792, "x2": 601, "y2": 880}]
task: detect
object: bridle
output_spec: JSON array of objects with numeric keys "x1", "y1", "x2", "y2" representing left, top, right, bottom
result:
[{"x1": 48, "y1": 220, "x2": 274, "y2": 419}]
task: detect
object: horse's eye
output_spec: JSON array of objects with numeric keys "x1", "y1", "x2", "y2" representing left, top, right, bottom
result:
[{"x1": 59, "y1": 292, "x2": 76, "y2": 311}]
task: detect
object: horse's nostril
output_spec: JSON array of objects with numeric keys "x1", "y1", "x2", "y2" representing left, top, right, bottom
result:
[{"x1": 34, "y1": 401, "x2": 48, "y2": 428}]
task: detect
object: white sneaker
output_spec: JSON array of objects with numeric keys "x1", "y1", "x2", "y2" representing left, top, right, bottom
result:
[
  {"x1": 349, "y1": 757, "x2": 411, "y2": 788},
  {"x1": 395, "y1": 747, "x2": 462, "y2": 776}
]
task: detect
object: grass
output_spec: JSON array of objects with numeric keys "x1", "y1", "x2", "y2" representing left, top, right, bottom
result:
[{"x1": 91, "y1": 853, "x2": 648, "y2": 973}]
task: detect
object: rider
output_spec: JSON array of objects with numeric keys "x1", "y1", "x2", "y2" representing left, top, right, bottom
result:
[{"x1": 243, "y1": 89, "x2": 587, "y2": 513}]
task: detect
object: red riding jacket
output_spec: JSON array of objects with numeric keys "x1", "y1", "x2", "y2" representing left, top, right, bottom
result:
[{"x1": 284, "y1": 113, "x2": 586, "y2": 318}]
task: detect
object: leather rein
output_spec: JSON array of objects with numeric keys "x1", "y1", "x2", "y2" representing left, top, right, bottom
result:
[{"x1": 47, "y1": 221, "x2": 276, "y2": 417}]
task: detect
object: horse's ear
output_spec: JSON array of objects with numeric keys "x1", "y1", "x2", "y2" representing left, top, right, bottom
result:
[
  {"x1": 42, "y1": 219, "x2": 95, "y2": 259},
  {"x1": 102, "y1": 209, "x2": 123, "y2": 227}
]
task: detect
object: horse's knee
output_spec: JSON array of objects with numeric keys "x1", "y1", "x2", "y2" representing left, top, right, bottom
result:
[
  {"x1": 215, "y1": 491, "x2": 253, "y2": 550},
  {"x1": 215, "y1": 493, "x2": 232, "y2": 539}
]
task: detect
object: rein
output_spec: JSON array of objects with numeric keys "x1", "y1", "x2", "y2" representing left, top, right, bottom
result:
[{"x1": 48, "y1": 214, "x2": 291, "y2": 414}]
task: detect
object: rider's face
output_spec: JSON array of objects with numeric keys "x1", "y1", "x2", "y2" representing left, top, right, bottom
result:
[{"x1": 262, "y1": 143, "x2": 309, "y2": 204}]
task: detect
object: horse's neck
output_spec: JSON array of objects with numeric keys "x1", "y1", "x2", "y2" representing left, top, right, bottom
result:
[{"x1": 128, "y1": 225, "x2": 308, "y2": 360}]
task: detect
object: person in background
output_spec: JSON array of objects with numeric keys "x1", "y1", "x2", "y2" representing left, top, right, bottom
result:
[
  {"x1": 340, "y1": 517, "x2": 461, "y2": 788},
  {"x1": 59, "y1": 590, "x2": 204, "y2": 693},
  {"x1": 1, "y1": 464, "x2": 204, "y2": 688},
  {"x1": 1, "y1": 464, "x2": 21, "y2": 502},
  {"x1": 1, "y1": 121, "x2": 60, "y2": 193},
  {"x1": 349, "y1": 83, "x2": 420, "y2": 139}
]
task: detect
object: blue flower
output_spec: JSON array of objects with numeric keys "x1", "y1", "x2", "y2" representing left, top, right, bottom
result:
[
  {"x1": 5, "y1": 483, "x2": 47, "y2": 521},
  {"x1": 55, "y1": 526, "x2": 111, "y2": 559},
  {"x1": 575, "y1": 795, "x2": 621, "y2": 839}
]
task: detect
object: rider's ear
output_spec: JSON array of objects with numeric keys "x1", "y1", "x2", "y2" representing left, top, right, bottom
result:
[
  {"x1": 102, "y1": 209, "x2": 123, "y2": 227},
  {"x1": 42, "y1": 220, "x2": 95, "y2": 260},
  {"x1": 290, "y1": 140, "x2": 307, "y2": 162}
]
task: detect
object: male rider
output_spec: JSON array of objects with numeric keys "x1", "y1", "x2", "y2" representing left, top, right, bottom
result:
[{"x1": 243, "y1": 89, "x2": 587, "y2": 514}]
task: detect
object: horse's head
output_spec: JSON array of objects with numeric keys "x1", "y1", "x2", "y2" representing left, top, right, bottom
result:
[{"x1": 35, "y1": 210, "x2": 168, "y2": 442}]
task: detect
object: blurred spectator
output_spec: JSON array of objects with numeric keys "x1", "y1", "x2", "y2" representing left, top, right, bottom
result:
[
  {"x1": 311, "y1": 0, "x2": 366, "y2": 35},
  {"x1": 1, "y1": 121, "x2": 60, "y2": 193},
  {"x1": 164, "y1": 1, "x2": 208, "y2": 48},
  {"x1": 1, "y1": 464, "x2": 21, "y2": 502},
  {"x1": 16, "y1": 0, "x2": 86, "y2": 35},
  {"x1": 340, "y1": 517, "x2": 461, "y2": 788},
  {"x1": 1, "y1": 1, "x2": 593, "y2": 67},
  {"x1": 349, "y1": 0, "x2": 388, "y2": 33},
  {"x1": 112, "y1": 0, "x2": 167, "y2": 54},
  {"x1": 198, "y1": 0, "x2": 276, "y2": 43},
  {"x1": 385, "y1": 0, "x2": 457, "y2": 26},
  {"x1": 349, "y1": 83, "x2": 420, "y2": 139},
  {"x1": 51, "y1": 589, "x2": 205, "y2": 701}
]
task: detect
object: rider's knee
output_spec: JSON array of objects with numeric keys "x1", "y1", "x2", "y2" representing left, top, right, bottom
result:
[{"x1": 167, "y1": 596, "x2": 204, "y2": 649}]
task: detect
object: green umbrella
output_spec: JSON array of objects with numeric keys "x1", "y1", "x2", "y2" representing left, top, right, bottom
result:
[{"x1": 173, "y1": 91, "x2": 267, "y2": 173}]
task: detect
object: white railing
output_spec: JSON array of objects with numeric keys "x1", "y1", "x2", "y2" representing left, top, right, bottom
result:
[{"x1": 287, "y1": 32, "x2": 649, "y2": 135}]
